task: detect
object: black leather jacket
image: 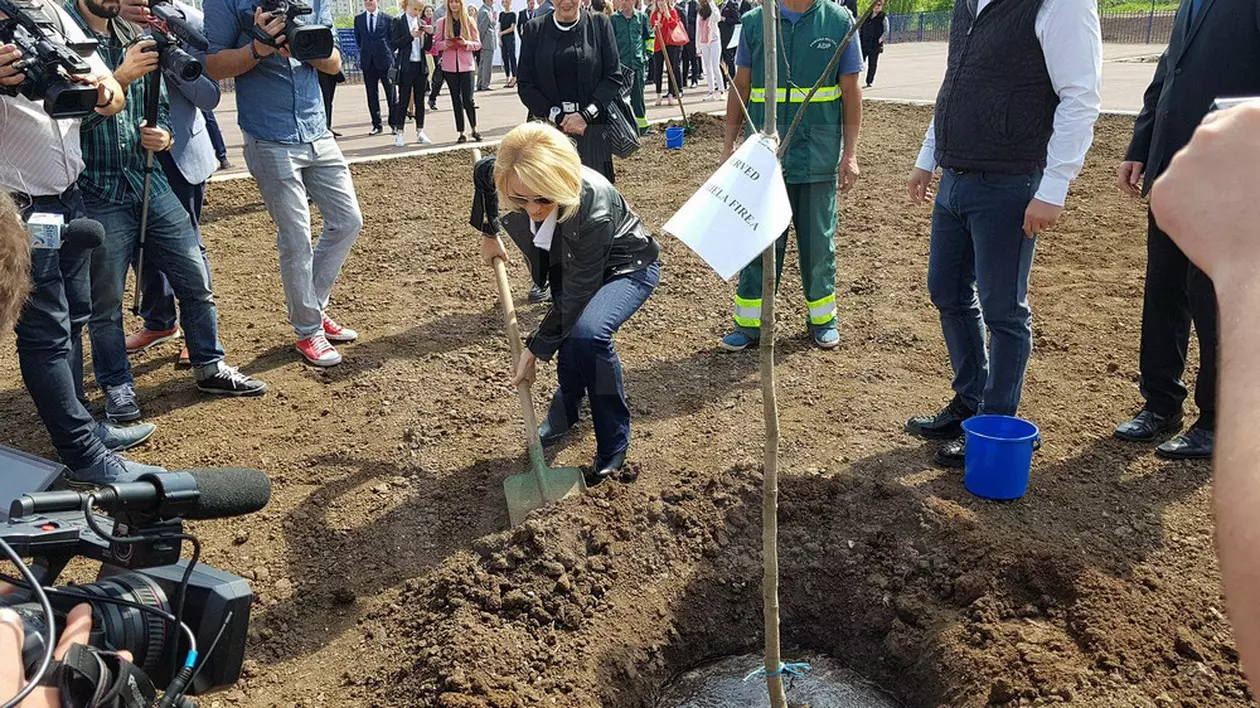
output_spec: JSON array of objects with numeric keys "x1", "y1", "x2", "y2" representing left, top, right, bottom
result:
[{"x1": 471, "y1": 156, "x2": 660, "y2": 361}]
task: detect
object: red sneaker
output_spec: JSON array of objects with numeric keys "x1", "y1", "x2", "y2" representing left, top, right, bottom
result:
[
  {"x1": 322, "y1": 314, "x2": 358, "y2": 343},
  {"x1": 125, "y1": 327, "x2": 180, "y2": 354},
  {"x1": 296, "y1": 333, "x2": 342, "y2": 367}
]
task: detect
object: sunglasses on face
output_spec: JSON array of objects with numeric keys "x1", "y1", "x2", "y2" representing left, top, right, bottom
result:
[{"x1": 508, "y1": 194, "x2": 556, "y2": 206}]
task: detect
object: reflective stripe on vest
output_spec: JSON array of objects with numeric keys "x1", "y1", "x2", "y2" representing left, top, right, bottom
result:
[
  {"x1": 749, "y1": 85, "x2": 842, "y2": 104},
  {"x1": 806, "y1": 294, "x2": 836, "y2": 325},
  {"x1": 733, "y1": 295, "x2": 761, "y2": 328}
]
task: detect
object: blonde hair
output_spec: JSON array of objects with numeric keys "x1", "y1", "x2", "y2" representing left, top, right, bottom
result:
[
  {"x1": 0, "y1": 193, "x2": 31, "y2": 335},
  {"x1": 494, "y1": 122, "x2": 584, "y2": 222},
  {"x1": 445, "y1": 0, "x2": 473, "y2": 38}
]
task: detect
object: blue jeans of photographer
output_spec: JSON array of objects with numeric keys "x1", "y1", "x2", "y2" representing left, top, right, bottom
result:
[
  {"x1": 545, "y1": 262, "x2": 660, "y2": 463},
  {"x1": 86, "y1": 190, "x2": 225, "y2": 389},
  {"x1": 136, "y1": 152, "x2": 212, "y2": 333},
  {"x1": 928, "y1": 168, "x2": 1041, "y2": 417},
  {"x1": 13, "y1": 187, "x2": 110, "y2": 471}
]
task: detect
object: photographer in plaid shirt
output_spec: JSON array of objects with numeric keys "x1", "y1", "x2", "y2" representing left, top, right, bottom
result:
[{"x1": 67, "y1": 0, "x2": 266, "y2": 424}]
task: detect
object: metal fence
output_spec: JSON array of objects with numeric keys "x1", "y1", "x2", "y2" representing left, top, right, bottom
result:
[{"x1": 887, "y1": 8, "x2": 1178, "y2": 45}]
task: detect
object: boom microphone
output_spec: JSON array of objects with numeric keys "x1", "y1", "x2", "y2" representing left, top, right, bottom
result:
[
  {"x1": 10, "y1": 468, "x2": 271, "y2": 521},
  {"x1": 62, "y1": 218, "x2": 104, "y2": 250}
]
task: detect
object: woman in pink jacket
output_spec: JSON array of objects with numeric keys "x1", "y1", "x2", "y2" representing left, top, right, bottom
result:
[{"x1": 434, "y1": 0, "x2": 483, "y2": 142}]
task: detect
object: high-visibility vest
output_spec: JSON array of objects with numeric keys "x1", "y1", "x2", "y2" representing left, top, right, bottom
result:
[{"x1": 742, "y1": 1, "x2": 852, "y2": 184}]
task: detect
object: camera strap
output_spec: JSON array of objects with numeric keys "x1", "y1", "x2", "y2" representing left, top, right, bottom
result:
[{"x1": 39, "y1": 644, "x2": 159, "y2": 708}]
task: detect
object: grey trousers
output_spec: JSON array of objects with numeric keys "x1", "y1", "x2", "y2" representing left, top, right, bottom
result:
[
  {"x1": 242, "y1": 132, "x2": 364, "y2": 339},
  {"x1": 476, "y1": 45, "x2": 494, "y2": 89}
]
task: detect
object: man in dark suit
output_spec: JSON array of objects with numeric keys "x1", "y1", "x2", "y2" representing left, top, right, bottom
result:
[
  {"x1": 354, "y1": 0, "x2": 397, "y2": 135},
  {"x1": 677, "y1": 0, "x2": 698, "y2": 86},
  {"x1": 1112, "y1": 0, "x2": 1260, "y2": 460},
  {"x1": 518, "y1": 0, "x2": 538, "y2": 35}
]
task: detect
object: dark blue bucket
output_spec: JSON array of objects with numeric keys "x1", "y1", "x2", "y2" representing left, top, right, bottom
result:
[
  {"x1": 665, "y1": 126, "x2": 685, "y2": 149},
  {"x1": 961, "y1": 415, "x2": 1040, "y2": 500}
]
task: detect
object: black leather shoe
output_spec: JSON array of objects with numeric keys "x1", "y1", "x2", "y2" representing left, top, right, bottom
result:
[
  {"x1": 1155, "y1": 426, "x2": 1214, "y2": 460},
  {"x1": 934, "y1": 436, "x2": 966, "y2": 469},
  {"x1": 369, "y1": 126, "x2": 383, "y2": 136},
  {"x1": 587, "y1": 451, "x2": 626, "y2": 486},
  {"x1": 906, "y1": 396, "x2": 975, "y2": 440},
  {"x1": 1114, "y1": 409, "x2": 1183, "y2": 443},
  {"x1": 538, "y1": 416, "x2": 572, "y2": 447}
]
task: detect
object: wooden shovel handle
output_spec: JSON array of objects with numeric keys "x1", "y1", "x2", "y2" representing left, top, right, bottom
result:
[{"x1": 492, "y1": 257, "x2": 543, "y2": 449}]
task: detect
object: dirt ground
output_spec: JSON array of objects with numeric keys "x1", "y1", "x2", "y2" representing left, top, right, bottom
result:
[{"x1": 0, "y1": 102, "x2": 1247, "y2": 708}]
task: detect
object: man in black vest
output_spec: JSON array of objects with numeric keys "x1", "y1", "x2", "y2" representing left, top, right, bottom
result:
[
  {"x1": 1111, "y1": 0, "x2": 1260, "y2": 460},
  {"x1": 903, "y1": 0, "x2": 1102, "y2": 468}
]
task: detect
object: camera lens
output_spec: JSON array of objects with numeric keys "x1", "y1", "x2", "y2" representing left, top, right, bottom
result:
[
  {"x1": 4, "y1": 573, "x2": 170, "y2": 678},
  {"x1": 163, "y1": 48, "x2": 203, "y2": 82}
]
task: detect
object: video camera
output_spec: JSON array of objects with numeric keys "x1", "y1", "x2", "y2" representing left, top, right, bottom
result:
[
  {"x1": 143, "y1": 1, "x2": 207, "y2": 82},
  {"x1": 0, "y1": 450, "x2": 270, "y2": 705},
  {"x1": 0, "y1": 0, "x2": 99, "y2": 118},
  {"x1": 249, "y1": 0, "x2": 333, "y2": 62}
]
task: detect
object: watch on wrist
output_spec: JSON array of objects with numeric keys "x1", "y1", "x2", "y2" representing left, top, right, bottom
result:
[
  {"x1": 94, "y1": 85, "x2": 114, "y2": 108},
  {"x1": 580, "y1": 103, "x2": 599, "y2": 124},
  {"x1": 250, "y1": 40, "x2": 270, "y2": 61},
  {"x1": 548, "y1": 106, "x2": 562, "y2": 124}
]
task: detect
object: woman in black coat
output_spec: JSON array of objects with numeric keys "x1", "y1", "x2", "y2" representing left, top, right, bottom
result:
[
  {"x1": 516, "y1": 0, "x2": 624, "y2": 182},
  {"x1": 471, "y1": 122, "x2": 660, "y2": 483},
  {"x1": 391, "y1": 0, "x2": 436, "y2": 145}
]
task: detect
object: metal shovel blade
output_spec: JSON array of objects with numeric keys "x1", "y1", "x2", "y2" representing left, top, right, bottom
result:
[{"x1": 504, "y1": 444, "x2": 586, "y2": 526}]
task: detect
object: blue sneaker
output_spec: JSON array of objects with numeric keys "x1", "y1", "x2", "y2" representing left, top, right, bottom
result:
[
  {"x1": 813, "y1": 326, "x2": 840, "y2": 349},
  {"x1": 94, "y1": 422, "x2": 156, "y2": 452},
  {"x1": 719, "y1": 330, "x2": 759, "y2": 352},
  {"x1": 104, "y1": 382, "x2": 141, "y2": 422}
]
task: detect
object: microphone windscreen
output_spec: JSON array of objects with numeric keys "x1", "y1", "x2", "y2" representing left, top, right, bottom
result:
[
  {"x1": 63, "y1": 218, "x2": 105, "y2": 250},
  {"x1": 181, "y1": 468, "x2": 272, "y2": 520}
]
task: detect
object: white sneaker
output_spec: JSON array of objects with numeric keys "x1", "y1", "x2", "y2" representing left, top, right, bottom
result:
[
  {"x1": 394, "y1": 133, "x2": 405, "y2": 147},
  {"x1": 416, "y1": 131, "x2": 433, "y2": 145},
  {"x1": 705, "y1": 92, "x2": 715, "y2": 101}
]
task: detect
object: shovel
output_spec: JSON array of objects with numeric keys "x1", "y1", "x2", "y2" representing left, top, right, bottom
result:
[{"x1": 492, "y1": 257, "x2": 586, "y2": 526}]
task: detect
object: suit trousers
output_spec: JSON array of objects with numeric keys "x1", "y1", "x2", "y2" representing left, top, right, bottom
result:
[
  {"x1": 1138, "y1": 211, "x2": 1218, "y2": 429},
  {"x1": 445, "y1": 70, "x2": 477, "y2": 133},
  {"x1": 394, "y1": 61, "x2": 429, "y2": 131},
  {"x1": 318, "y1": 70, "x2": 338, "y2": 128},
  {"x1": 429, "y1": 56, "x2": 445, "y2": 103},
  {"x1": 476, "y1": 45, "x2": 494, "y2": 89},
  {"x1": 363, "y1": 64, "x2": 397, "y2": 130}
]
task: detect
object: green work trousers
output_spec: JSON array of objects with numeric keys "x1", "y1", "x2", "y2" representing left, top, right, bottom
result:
[
  {"x1": 733, "y1": 179, "x2": 838, "y2": 331},
  {"x1": 631, "y1": 64, "x2": 649, "y2": 134}
]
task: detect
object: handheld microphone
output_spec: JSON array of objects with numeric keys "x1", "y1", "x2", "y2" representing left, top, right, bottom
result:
[
  {"x1": 9, "y1": 468, "x2": 272, "y2": 521},
  {"x1": 61, "y1": 218, "x2": 104, "y2": 250}
]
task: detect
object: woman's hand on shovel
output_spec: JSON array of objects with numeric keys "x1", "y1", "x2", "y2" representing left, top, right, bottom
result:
[
  {"x1": 511, "y1": 350, "x2": 538, "y2": 387},
  {"x1": 482, "y1": 236, "x2": 509, "y2": 266}
]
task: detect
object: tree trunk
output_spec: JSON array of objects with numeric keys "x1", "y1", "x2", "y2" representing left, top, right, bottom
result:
[{"x1": 759, "y1": 1, "x2": 788, "y2": 706}]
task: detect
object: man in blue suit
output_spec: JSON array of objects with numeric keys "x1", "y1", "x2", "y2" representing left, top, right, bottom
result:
[
  {"x1": 355, "y1": 0, "x2": 397, "y2": 135},
  {"x1": 119, "y1": 0, "x2": 228, "y2": 364}
]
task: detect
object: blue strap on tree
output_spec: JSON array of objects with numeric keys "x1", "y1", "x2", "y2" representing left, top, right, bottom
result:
[{"x1": 742, "y1": 661, "x2": 811, "y2": 682}]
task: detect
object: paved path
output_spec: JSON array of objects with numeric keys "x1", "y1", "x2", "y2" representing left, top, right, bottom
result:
[{"x1": 209, "y1": 41, "x2": 1165, "y2": 179}]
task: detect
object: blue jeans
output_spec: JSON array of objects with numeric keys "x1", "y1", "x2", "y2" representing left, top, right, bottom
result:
[
  {"x1": 928, "y1": 169, "x2": 1040, "y2": 417},
  {"x1": 86, "y1": 190, "x2": 225, "y2": 389},
  {"x1": 139, "y1": 152, "x2": 211, "y2": 332},
  {"x1": 545, "y1": 262, "x2": 660, "y2": 462},
  {"x1": 13, "y1": 187, "x2": 109, "y2": 470}
]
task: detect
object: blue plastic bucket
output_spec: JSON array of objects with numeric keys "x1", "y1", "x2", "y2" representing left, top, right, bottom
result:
[
  {"x1": 665, "y1": 126, "x2": 686, "y2": 149},
  {"x1": 961, "y1": 415, "x2": 1041, "y2": 500}
]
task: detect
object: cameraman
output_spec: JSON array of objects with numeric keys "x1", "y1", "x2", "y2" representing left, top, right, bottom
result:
[
  {"x1": 205, "y1": 0, "x2": 365, "y2": 368},
  {"x1": 68, "y1": 0, "x2": 267, "y2": 421},
  {"x1": 119, "y1": 0, "x2": 226, "y2": 369},
  {"x1": 0, "y1": 0, "x2": 163, "y2": 486}
]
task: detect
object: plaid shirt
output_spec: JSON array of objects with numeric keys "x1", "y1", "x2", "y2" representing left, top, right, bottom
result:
[{"x1": 65, "y1": 2, "x2": 173, "y2": 205}]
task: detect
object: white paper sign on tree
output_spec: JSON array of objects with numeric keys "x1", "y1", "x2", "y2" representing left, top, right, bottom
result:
[{"x1": 663, "y1": 134, "x2": 792, "y2": 281}]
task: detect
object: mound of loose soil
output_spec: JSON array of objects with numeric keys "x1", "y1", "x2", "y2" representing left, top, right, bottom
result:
[{"x1": 0, "y1": 103, "x2": 1247, "y2": 708}]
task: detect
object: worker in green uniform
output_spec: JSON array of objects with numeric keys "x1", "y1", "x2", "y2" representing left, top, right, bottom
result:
[
  {"x1": 718, "y1": 0, "x2": 862, "y2": 351},
  {"x1": 612, "y1": 0, "x2": 654, "y2": 135}
]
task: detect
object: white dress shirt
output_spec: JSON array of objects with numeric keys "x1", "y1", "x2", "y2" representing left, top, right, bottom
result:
[
  {"x1": 530, "y1": 211, "x2": 558, "y2": 252},
  {"x1": 0, "y1": 2, "x2": 110, "y2": 197},
  {"x1": 914, "y1": 0, "x2": 1103, "y2": 207},
  {"x1": 407, "y1": 13, "x2": 424, "y2": 60}
]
